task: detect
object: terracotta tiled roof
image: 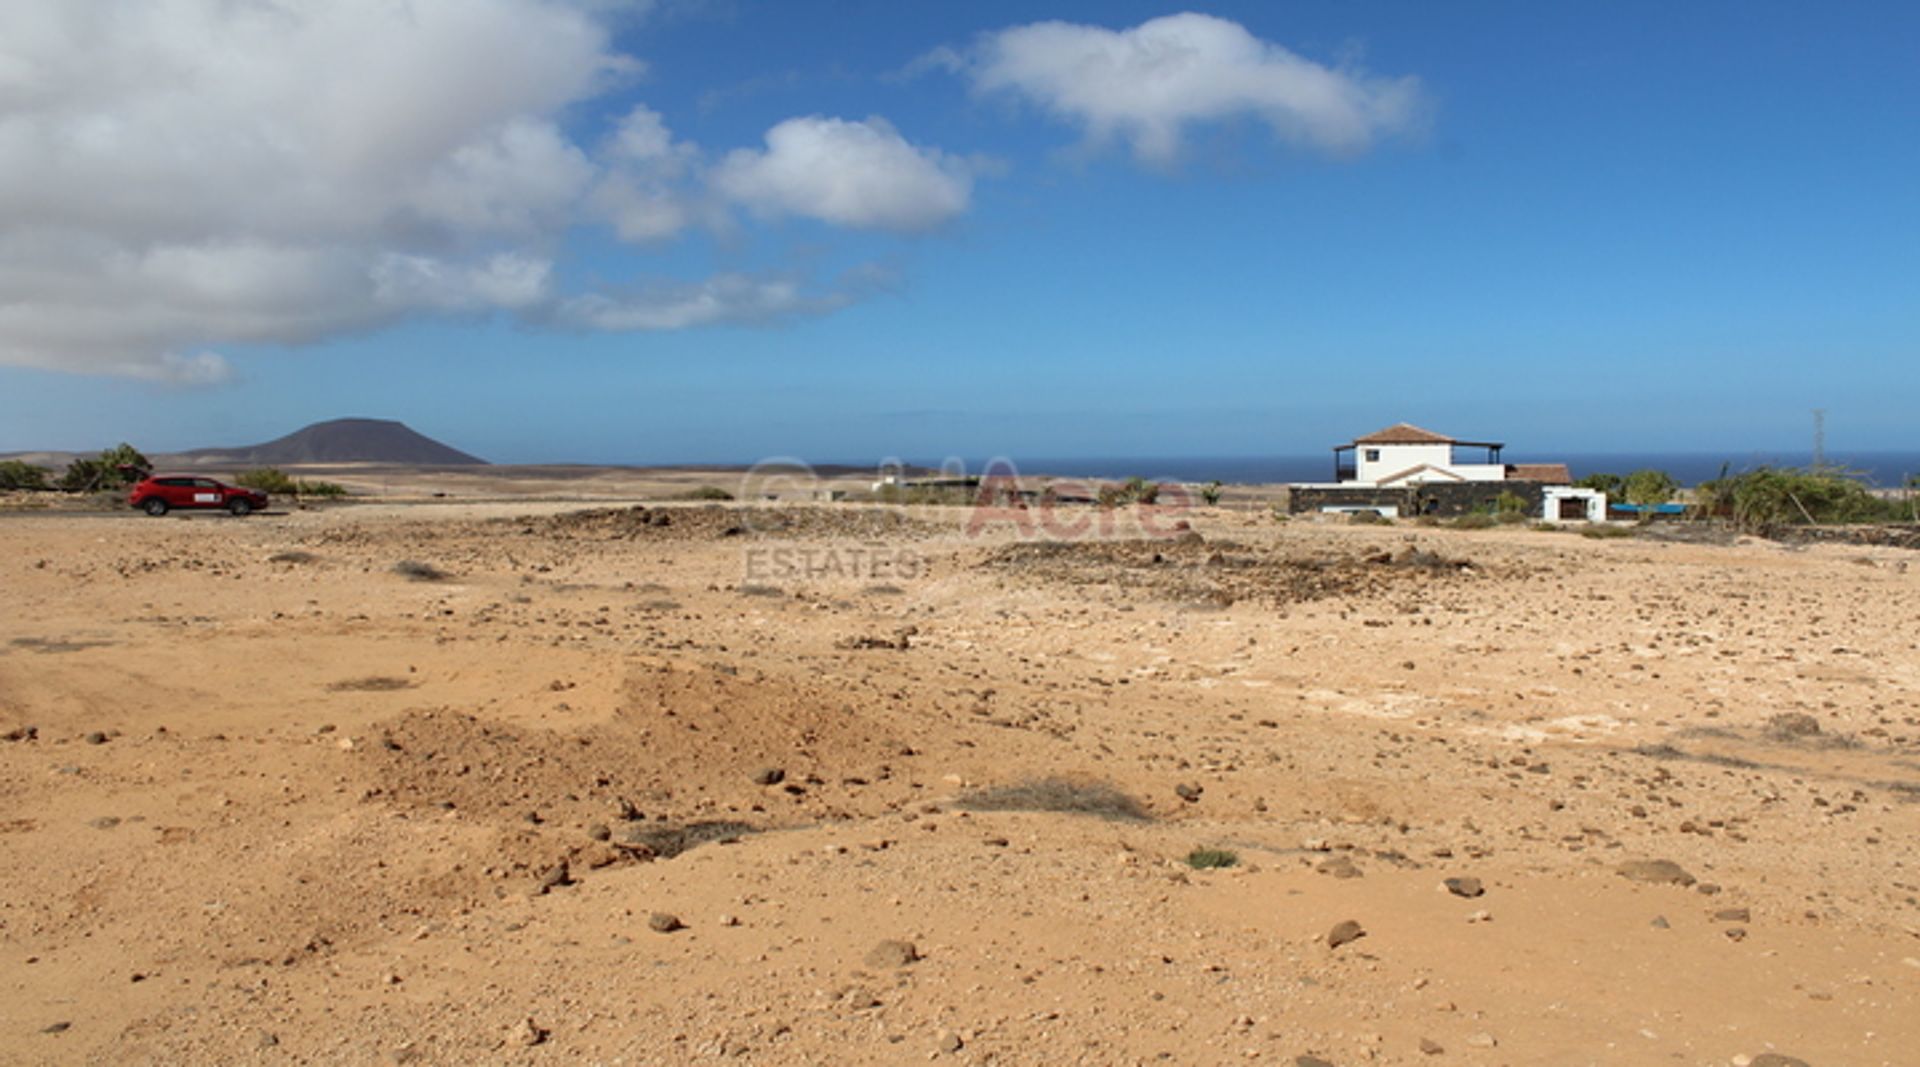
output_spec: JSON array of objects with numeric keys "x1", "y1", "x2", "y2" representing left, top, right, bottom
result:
[
  {"x1": 1352, "y1": 422, "x2": 1457, "y2": 445},
  {"x1": 1505, "y1": 463, "x2": 1572, "y2": 484}
]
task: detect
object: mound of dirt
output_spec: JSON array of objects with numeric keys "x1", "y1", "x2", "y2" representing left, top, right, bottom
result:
[
  {"x1": 979, "y1": 538, "x2": 1502, "y2": 607},
  {"x1": 514, "y1": 504, "x2": 947, "y2": 542}
]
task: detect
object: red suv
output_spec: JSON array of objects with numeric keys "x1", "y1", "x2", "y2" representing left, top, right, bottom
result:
[{"x1": 129, "y1": 476, "x2": 268, "y2": 517}]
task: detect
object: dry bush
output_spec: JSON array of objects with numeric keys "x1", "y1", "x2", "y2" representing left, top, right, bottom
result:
[
  {"x1": 956, "y1": 777, "x2": 1149, "y2": 821},
  {"x1": 326, "y1": 676, "x2": 414, "y2": 692},
  {"x1": 392, "y1": 560, "x2": 448, "y2": 581},
  {"x1": 616, "y1": 820, "x2": 757, "y2": 859}
]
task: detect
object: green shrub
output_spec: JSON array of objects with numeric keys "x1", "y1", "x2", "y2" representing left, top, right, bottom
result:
[
  {"x1": 237, "y1": 468, "x2": 298, "y2": 494},
  {"x1": 1450, "y1": 513, "x2": 1496, "y2": 530},
  {"x1": 1576, "y1": 472, "x2": 1624, "y2": 496},
  {"x1": 0, "y1": 460, "x2": 49, "y2": 490},
  {"x1": 1579, "y1": 523, "x2": 1634, "y2": 539},
  {"x1": 1696, "y1": 466, "x2": 1897, "y2": 532},
  {"x1": 1198, "y1": 480, "x2": 1224, "y2": 506},
  {"x1": 58, "y1": 443, "x2": 150, "y2": 491},
  {"x1": 237, "y1": 468, "x2": 346, "y2": 498},
  {"x1": 1098, "y1": 476, "x2": 1162, "y2": 509},
  {"x1": 1491, "y1": 490, "x2": 1529, "y2": 517},
  {"x1": 1622, "y1": 469, "x2": 1679, "y2": 507},
  {"x1": 1347, "y1": 509, "x2": 1389, "y2": 525},
  {"x1": 1185, "y1": 847, "x2": 1239, "y2": 869}
]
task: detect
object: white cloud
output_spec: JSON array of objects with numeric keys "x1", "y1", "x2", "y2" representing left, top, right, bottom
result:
[
  {"x1": 0, "y1": 2, "x2": 973, "y2": 381},
  {"x1": 588, "y1": 104, "x2": 707, "y2": 242},
  {"x1": 947, "y1": 13, "x2": 1423, "y2": 164},
  {"x1": 713, "y1": 116, "x2": 973, "y2": 232},
  {"x1": 0, "y1": 0, "x2": 630, "y2": 379},
  {"x1": 553, "y1": 271, "x2": 860, "y2": 331}
]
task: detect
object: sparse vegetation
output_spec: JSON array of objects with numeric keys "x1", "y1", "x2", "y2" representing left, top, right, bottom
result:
[
  {"x1": 1098, "y1": 476, "x2": 1161, "y2": 509},
  {"x1": 1491, "y1": 490, "x2": 1530, "y2": 524},
  {"x1": 1347, "y1": 509, "x2": 1389, "y2": 525},
  {"x1": 1575, "y1": 472, "x2": 1624, "y2": 496},
  {"x1": 1449, "y1": 513, "x2": 1496, "y2": 530},
  {"x1": 1185, "y1": 847, "x2": 1239, "y2": 869},
  {"x1": 238, "y1": 468, "x2": 348, "y2": 498},
  {"x1": 326, "y1": 676, "x2": 415, "y2": 692},
  {"x1": 1695, "y1": 466, "x2": 1900, "y2": 532},
  {"x1": 268, "y1": 550, "x2": 320, "y2": 564},
  {"x1": 1198, "y1": 480, "x2": 1224, "y2": 506},
  {"x1": 617, "y1": 819, "x2": 758, "y2": 859},
  {"x1": 681, "y1": 485, "x2": 734, "y2": 501},
  {"x1": 956, "y1": 777, "x2": 1149, "y2": 821},
  {"x1": 0, "y1": 459, "x2": 50, "y2": 490},
  {"x1": 392, "y1": 560, "x2": 448, "y2": 581},
  {"x1": 1621, "y1": 469, "x2": 1679, "y2": 508},
  {"x1": 1578, "y1": 523, "x2": 1633, "y2": 539},
  {"x1": 874, "y1": 483, "x2": 976, "y2": 506},
  {"x1": 58, "y1": 443, "x2": 150, "y2": 492}
]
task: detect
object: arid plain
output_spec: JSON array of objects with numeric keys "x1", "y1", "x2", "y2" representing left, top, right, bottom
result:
[{"x1": 3, "y1": 488, "x2": 1919, "y2": 1066}]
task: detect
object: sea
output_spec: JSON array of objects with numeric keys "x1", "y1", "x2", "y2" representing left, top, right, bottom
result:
[{"x1": 866, "y1": 451, "x2": 1920, "y2": 488}]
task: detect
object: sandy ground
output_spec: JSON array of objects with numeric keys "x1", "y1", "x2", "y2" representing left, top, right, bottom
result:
[{"x1": 2, "y1": 496, "x2": 1918, "y2": 1066}]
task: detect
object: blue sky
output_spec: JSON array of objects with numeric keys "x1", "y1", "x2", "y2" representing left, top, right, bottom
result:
[{"x1": 0, "y1": 1, "x2": 1915, "y2": 463}]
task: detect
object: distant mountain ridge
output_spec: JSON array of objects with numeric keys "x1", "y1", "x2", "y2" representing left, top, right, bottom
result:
[{"x1": 183, "y1": 418, "x2": 487, "y2": 466}]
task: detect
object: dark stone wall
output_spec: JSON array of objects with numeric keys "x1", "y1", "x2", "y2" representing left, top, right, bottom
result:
[{"x1": 1289, "y1": 481, "x2": 1549, "y2": 518}]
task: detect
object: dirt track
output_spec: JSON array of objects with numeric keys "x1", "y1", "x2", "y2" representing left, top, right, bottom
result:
[{"x1": 2, "y1": 502, "x2": 1918, "y2": 1065}]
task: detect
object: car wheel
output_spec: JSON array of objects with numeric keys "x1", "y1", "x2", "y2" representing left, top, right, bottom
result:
[
  {"x1": 141, "y1": 498, "x2": 168, "y2": 516},
  {"x1": 227, "y1": 498, "x2": 254, "y2": 516}
]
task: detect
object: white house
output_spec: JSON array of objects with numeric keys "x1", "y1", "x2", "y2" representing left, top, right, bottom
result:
[
  {"x1": 1293, "y1": 423, "x2": 1607, "y2": 522},
  {"x1": 1336, "y1": 423, "x2": 1515, "y2": 486}
]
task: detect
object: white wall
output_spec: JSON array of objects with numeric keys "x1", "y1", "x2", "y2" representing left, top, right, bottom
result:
[
  {"x1": 1541, "y1": 487, "x2": 1607, "y2": 522},
  {"x1": 1355, "y1": 442, "x2": 1451, "y2": 483}
]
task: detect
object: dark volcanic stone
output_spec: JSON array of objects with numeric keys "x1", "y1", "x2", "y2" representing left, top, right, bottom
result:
[
  {"x1": 1326, "y1": 920, "x2": 1366, "y2": 949},
  {"x1": 1616, "y1": 859, "x2": 1696, "y2": 886}
]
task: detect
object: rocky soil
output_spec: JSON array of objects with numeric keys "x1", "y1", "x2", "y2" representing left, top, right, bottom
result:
[{"x1": 2, "y1": 501, "x2": 1918, "y2": 1065}]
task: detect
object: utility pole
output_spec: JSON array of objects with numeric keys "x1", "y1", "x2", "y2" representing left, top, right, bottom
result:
[{"x1": 1811, "y1": 408, "x2": 1827, "y2": 469}]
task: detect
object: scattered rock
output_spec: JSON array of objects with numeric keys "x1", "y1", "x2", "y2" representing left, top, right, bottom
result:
[
  {"x1": 647, "y1": 912, "x2": 684, "y2": 933},
  {"x1": 2, "y1": 725, "x2": 36, "y2": 742},
  {"x1": 535, "y1": 860, "x2": 571, "y2": 894},
  {"x1": 934, "y1": 1029, "x2": 964, "y2": 1054},
  {"x1": 87, "y1": 816, "x2": 120, "y2": 830},
  {"x1": 1465, "y1": 1032, "x2": 1497, "y2": 1048},
  {"x1": 1443, "y1": 876, "x2": 1484, "y2": 898},
  {"x1": 1317, "y1": 854, "x2": 1363, "y2": 879},
  {"x1": 251, "y1": 1029, "x2": 279, "y2": 1049},
  {"x1": 1616, "y1": 859, "x2": 1696, "y2": 886},
  {"x1": 1327, "y1": 920, "x2": 1366, "y2": 949},
  {"x1": 751, "y1": 767, "x2": 786, "y2": 786},
  {"x1": 1419, "y1": 1037, "x2": 1444, "y2": 1055},
  {"x1": 41, "y1": 1022, "x2": 70, "y2": 1034},
  {"x1": 83, "y1": 731, "x2": 107, "y2": 745},
  {"x1": 1174, "y1": 782, "x2": 1203, "y2": 802},
  {"x1": 1764, "y1": 713, "x2": 1821, "y2": 741},
  {"x1": 1748, "y1": 1055, "x2": 1811, "y2": 1067},
  {"x1": 1713, "y1": 907, "x2": 1752, "y2": 923},
  {"x1": 586, "y1": 822, "x2": 611, "y2": 842},
  {"x1": 1296, "y1": 1056, "x2": 1338, "y2": 1067},
  {"x1": 865, "y1": 939, "x2": 919, "y2": 968},
  {"x1": 1650, "y1": 916, "x2": 1670, "y2": 929},
  {"x1": 511, "y1": 1017, "x2": 549, "y2": 1047}
]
